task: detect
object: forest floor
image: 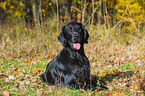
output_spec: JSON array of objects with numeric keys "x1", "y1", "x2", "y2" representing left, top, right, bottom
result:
[{"x1": 0, "y1": 22, "x2": 145, "y2": 95}]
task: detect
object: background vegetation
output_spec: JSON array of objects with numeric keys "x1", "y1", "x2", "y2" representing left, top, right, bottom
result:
[{"x1": 0, "y1": 0, "x2": 145, "y2": 95}]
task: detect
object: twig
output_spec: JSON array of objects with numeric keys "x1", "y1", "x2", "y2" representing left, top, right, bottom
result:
[
  {"x1": 39, "y1": 0, "x2": 43, "y2": 26},
  {"x1": 127, "y1": 8, "x2": 141, "y2": 37},
  {"x1": 107, "y1": 0, "x2": 131, "y2": 35},
  {"x1": 71, "y1": 6, "x2": 82, "y2": 13},
  {"x1": 82, "y1": 0, "x2": 87, "y2": 24},
  {"x1": 56, "y1": 0, "x2": 59, "y2": 33},
  {"x1": 84, "y1": 4, "x2": 100, "y2": 25}
]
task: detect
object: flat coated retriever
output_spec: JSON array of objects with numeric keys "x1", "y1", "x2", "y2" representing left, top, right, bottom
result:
[{"x1": 41, "y1": 22, "x2": 108, "y2": 90}]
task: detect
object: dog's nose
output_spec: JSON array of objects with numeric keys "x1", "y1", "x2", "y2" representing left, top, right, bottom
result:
[{"x1": 74, "y1": 33, "x2": 79, "y2": 37}]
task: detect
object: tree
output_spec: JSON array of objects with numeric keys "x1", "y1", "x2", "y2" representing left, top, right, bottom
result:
[{"x1": 0, "y1": 0, "x2": 24, "y2": 22}]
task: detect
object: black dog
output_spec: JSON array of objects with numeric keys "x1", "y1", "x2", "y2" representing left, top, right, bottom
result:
[{"x1": 41, "y1": 22, "x2": 107, "y2": 90}]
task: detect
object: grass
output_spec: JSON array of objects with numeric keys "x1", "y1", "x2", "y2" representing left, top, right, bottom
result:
[{"x1": 0, "y1": 20, "x2": 145, "y2": 95}]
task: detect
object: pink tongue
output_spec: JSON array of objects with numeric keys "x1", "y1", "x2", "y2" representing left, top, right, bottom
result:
[{"x1": 73, "y1": 43, "x2": 81, "y2": 50}]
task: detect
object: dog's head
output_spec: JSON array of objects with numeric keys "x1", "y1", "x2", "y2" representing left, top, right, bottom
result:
[{"x1": 58, "y1": 22, "x2": 89, "y2": 50}]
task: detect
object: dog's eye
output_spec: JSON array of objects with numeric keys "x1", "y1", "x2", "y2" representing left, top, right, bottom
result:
[
  {"x1": 68, "y1": 29, "x2": 72, "y2": 32},
  {"x1": 78, "y1": 29, "x2": 81, "y2": 32},
  {"x1": 76, "y1": 26, "x2": 81, "y2": 32},
  {"x1": 68, "y1": 27, "x2": 72, "y2": 32}
]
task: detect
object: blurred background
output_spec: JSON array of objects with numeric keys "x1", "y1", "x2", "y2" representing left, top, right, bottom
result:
[
  {"x1": 0, "y1": 0, "x2": 144, "y2": 28},
  {"x1": 0, "y1": 0, "x2": 145, "y2": 60}
]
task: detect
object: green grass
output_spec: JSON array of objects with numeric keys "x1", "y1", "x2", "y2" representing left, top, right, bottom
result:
[{"x1": 0, "y1": 21, "x2": 145, "y2": 95}]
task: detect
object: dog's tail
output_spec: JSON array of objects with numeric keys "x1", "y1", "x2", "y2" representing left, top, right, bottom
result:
[{"x1": 91, "y1": 75, "x2": 108, "y2": 91}]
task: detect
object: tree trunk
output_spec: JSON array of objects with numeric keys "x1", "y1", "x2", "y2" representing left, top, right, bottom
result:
[
  {"x1": 56, "y1": 0, "x2": 59, "y2": 32},
  {"x1": 39, "y1": 0, "x2": 42, "y2": 26},
  {"x1": 32, "y1": 0, "x2": 36, "y2": 26},
  {"x1": 98, "y1": 0, "x2": 101, "y2": 25},
  {"x1": 32, "y1": 0, "x2": 40, "y2": 26},
  {"x1": 82, "y1": 0, "x2": 86, "y2": 24},
  {"x1": 113, "y1": 1, "x2": 117, "y2": 26}
]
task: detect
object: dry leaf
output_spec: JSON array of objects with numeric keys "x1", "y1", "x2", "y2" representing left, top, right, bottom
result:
[
  {"x1": 2, "y1": 90, "x2": 9, "y2": 96},
  {"x1": 32, "y1": 67, "x2": 39, "y2": 74},
  {"x1": 0, "y1": 59, "x2": 4, "y2": 61},
  {"x1": 25, "y1": 81, "x2": 31, "y2": 84},
  {"x1": 5, "y1": 78, "x2": 10, "y2": 82},
  {"x1": 104, "y1": 92, "x2": 112, "y2": 96},
  {"x1": 9, "y1": 64, "x2": 14, "y2": 68},
  {"x1": 12, "y1": 71, "x2": 19, "y2": 75},
  {"x1": 8, "y1": 75, "x2": 15, "y2": 80},
  {"x1": 37, "y1": 88, "x2": 44, "y2": 96},
  {"x1": 30, "y1": 77, "x2": 37, "y2": 82}
]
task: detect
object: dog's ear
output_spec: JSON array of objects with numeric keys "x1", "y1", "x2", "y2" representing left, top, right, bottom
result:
[
  {"x1": 58, "y1": 25, "x2": 67, "y2": 46},
  {"x1": 82, "y1": 24, "x2": 89, "y2": 44}
]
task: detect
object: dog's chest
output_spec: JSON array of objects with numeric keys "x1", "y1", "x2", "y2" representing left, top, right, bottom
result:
[
  {"x1": 70, "y1": 57, "x2": 90, "y2": 75},
  {"x1": 70, "y1": 54, "x2": 87, "y2": 66},
  {"x1": 71, "y1": 60, "x2": 90, "y2": 83}
]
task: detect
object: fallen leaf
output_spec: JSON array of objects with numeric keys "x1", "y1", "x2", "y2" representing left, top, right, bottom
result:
[
  {"x1": 2, "y1": 90, "x2": 9, "y2": 96},
  {"x1": 19, "y1": 81, "x2": 25, "y2": 88},
  {"x1": 9, "y1": 64, "x2": 14, "y2": 68},
  {"x1": 104, "y1": 92, "x2": 112, "y2": 95},
  {"x1": 37, "y1": 88, "x2": 44, "y2": 96},
  {"x1": 113, "y1": 91, "x2": 127, "y2": 96},
  {"x1": 32, "y1": 67, "x2": 39, "y2": 74},
  {"x1": 5, "y1": 78, "x2": 10, "y2": 82},
  {"x1": 25, "y1": 81, "x2": 31, "y2": 84},
  {"x1": 30, "y1": 77, "x2": 37, "y2": 82},
  {"x1": 12, "y1": 71, "x2": 19, "y2": 75},
  {"x1": 8, "y1": 75, "x2": 15, "y2": 80},
  {"x1": 0, "y1": 58, "x2": 4, "y2": 61}
]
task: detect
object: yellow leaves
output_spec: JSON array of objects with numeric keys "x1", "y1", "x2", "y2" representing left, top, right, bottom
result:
[
  {"x1": 98, "y1": 10, "x2": 101, "y2": 14},
  {"x1": 117, "y1": 9, "x2": 124, "y2": 13},
  {"x1": 14, "y1": 11, "x2": 22, "y2": 17},
  {"x1": 130, "y1": 64, "x2": 134, "y2": 68},
  {"x1": 0, "y1": 1, "x2": 7, "y2": 11},
  {"x1": 10, "y1": 5, "x2": 14, "y2": 9},
  {"x1": 89, "y1": 1, "x2": 99, "y2": 7},
  {"x1": 19, "y1": 2, "x2": 23, "y2": 7},
  {"x1": 78, "y1": 0, "x2": 81, "y2": 4},
  {"x1": 94, "y1": 1, "x2": 99, "y2": 5},
  {"x1": 42, "y1": 9, "x2": 45, "y2": 12},
  {"x1": 0, "y1": 0, "x2": 24, "y2": 19},
  {"x1": 115, "y1": 0, "x2": 143, "y2": 23},
  {"x1": 49, "y1": 3, "x2": 51, "y2": 6}
]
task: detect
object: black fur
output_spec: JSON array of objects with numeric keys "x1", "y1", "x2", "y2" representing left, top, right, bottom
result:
[{"x1": 41, "y1": 22, "x2": 108, "y2": 90}]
